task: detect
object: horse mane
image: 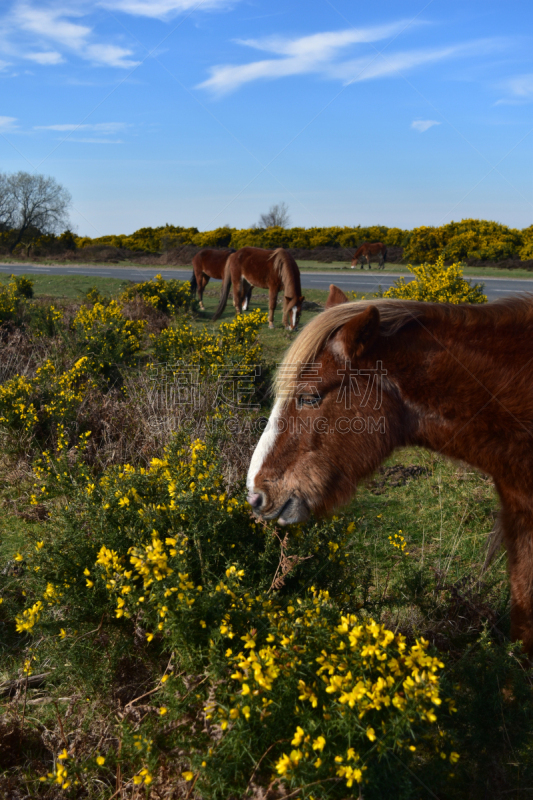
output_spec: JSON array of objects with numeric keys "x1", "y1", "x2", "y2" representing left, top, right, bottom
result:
[
  {"x1": 275, "y1": 296, "x2": 533, "y2": 401},
  {"x1": 270, "y1": 248, "x2": 301, "y2": 299}
]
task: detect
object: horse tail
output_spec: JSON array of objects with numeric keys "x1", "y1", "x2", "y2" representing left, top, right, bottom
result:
[
  {"x1": 212, "y1": 256, "x2": 233, "y2": 321},
  {"x1": 190, "y1": 253, "x2": 200, "y2": 295}
]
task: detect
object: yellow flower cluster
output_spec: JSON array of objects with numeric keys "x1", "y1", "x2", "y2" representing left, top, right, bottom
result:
[
  {"x1": 152, "y1": 308, "x2": 268, "y2": 378},
  {"x1": 0, "y1": 357, "x2": 93, "y2": 433},
  {"x1": 15, "y1": 600, "x2": 43, "y2": 633},
  {"x1": 389, "y1": 531, "x2": 409, "y2": 554},
  {"x1": 0, "y1": 280, "x2": 20, "y2": 322},
  {"x1": 383, "y1": 256, "x2": 487, "y2": 304},
  {"x1": 74, "y1": 300, "x2": 145, "y2": 368},
  {"x1": 211, "y1": 589, "x2": 450, "y2": 790},
  {"x1": 121, "y1": 273, "x2": 192, "y2": 314}
]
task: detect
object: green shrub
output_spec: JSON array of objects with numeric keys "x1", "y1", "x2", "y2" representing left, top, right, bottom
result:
[
  {"x1": 152, "y1": 307, "x2": 267, "y2": 375},
  {"x1": 121, "y1": 274, "x2": 193, "y2": 314},
  {"x1": 13, "y1": 433, "x2": 450, "y2": 798},
  {"x1": 384, "y1": 257, "x2": 487, "y2": 304},
  {"x1": 73, "y1": 300, "x2": 145, "y2": 375},
  {"x1": 9, "y1": 273, "x2": 34, "y2": 298},
  {"x1": 0, "y1": 357, "x2": 93, "y2": 447}
]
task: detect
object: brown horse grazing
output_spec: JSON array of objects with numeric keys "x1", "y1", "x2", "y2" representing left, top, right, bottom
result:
[
  {"x1": 212, "y1": 246, "x2": 305, "y2": 330},
  {"x1": 190, "y1": 248, "x2": 252, "y2": 312},
  {"x1": 351, "y1": 242, "x2": 387, "y2": 270},
  {"x1": 247, "y1": 293, "x2": 533, "y2": 655}
]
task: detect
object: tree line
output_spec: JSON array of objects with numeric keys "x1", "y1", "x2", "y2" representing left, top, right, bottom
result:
[{"x1": 1, "y1": 171, "x2": 532, "y2": 264}]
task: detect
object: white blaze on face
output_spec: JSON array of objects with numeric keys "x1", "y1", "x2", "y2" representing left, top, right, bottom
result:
[
  {"x1": 291, "y1": 306, "x2": 297, "y2": 329},
  {"x1": 247, "y1": 399, "x2": 283, "y2": 492},
  {"x1": 242, "y1": 296, "x2": 249, "y2": 311}
]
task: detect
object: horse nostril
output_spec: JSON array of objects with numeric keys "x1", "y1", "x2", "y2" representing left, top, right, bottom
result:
[{"x1": 247, "y1": 492, "x2": 264, "y2": 510}]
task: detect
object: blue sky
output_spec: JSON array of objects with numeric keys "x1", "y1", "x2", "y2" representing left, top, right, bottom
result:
[{"x1": 0, "y1": 0, "x2": 532, "y2": 236}]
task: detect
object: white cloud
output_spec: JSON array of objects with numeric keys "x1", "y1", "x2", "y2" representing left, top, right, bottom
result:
[
  {"x1": 238, "y1": 23, "x2": 411, "y2": 59},
  {"x1": 98, "y1": 0, "x2": 234, "y2": 18},
  {"x1": 2, "y1": 2, "x2": 139, "y2": 68},
  {"x1": 199, "y1": 23, "x2": 414, "y2": 94},
  {"x1": 85, "y1": 43, "x2": 139, "y2": 68},
  {"x1": 0, "y1": 116, "x2": 17, "y2": 130},
  {"x1": 25, "y1": 51, "x2": 63, "y2": 65},
  {"x1": 411, "y1": 119, "x2": 441, "y2": 132},
  {"x1": 198, "y1": 28, "x2": 505, "y2": 95},
  {"x1": 35, "y1": 121, "x2": 127, "y2": 132},
  {"x1": 496, "y1": 73, "x2": 533, "y2": 104},
  {"x1": 13, "y1": 3, "x2": 91, "y2": 49}
]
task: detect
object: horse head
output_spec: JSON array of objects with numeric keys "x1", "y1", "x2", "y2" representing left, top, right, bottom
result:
[
  {"x1": 247, "y1": 298, "x2": 404, "y2": 524},
  {"x1": 285, "y1": 295, "x2": 305, "y2": 330}
]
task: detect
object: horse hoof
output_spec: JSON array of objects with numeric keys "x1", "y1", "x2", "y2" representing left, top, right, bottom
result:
[{"x1": 269, "y1": 324, "x2": 275, "y2": 329}]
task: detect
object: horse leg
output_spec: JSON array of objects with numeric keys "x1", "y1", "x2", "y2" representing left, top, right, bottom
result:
[
  {"x1": 500, "y1": 502, "x2": 533, "y2": 655},
  {"x1": 242, "y1": 279, "x2": 253, "y2": 311},
  {"x1": 198, "y1": 274, "x2": 209, "y2": 311},
  {"x1": 368, "y1": 256, "x2": 371, "y2": 270},
  {"x1": 268, "y1": 287, "x2": 278, "y2": 329},
  {"x1": 232, "y1": 278, "x2": 242, "y2": 314}
]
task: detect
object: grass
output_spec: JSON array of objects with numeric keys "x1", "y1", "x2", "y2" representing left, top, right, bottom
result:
[{"x1": 0, "y1": 271, "x2": 131, "y2": 299}]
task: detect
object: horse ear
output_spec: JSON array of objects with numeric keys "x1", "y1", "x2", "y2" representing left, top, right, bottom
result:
[
  {"x1": 325, "y1": 284, "x2": 348, "y2": 309},
  {"x1": 333, "y1": 306, "x2": 380, "y2": 360}
]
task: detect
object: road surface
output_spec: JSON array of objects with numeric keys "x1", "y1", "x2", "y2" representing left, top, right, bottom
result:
[{"x1": 0, "y1": 263, "x2": 531, "y2": 302}]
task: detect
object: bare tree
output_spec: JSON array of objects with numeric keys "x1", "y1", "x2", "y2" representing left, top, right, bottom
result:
[
  {"x1": 258, "y1": 202, "x2": 290, "y2": 229},
  {"x1": 0, "y1": 173, "x2": 17, "y2": 232},
  {"x1": 5, "y1": 172, "x2": 71, "y2": 253}
]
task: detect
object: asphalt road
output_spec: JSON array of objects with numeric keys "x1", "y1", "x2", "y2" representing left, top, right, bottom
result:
[{"x1": 1, "y1": 263, "x2": 532, "y2": 302}]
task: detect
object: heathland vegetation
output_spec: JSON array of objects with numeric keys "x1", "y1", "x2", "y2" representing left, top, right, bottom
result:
[
  {"x1": 1, "y1": 262, "x2": 532, "y2": 798},
  {"x1": 2, "y1": 219, "x2": 533, "y2": 269}
]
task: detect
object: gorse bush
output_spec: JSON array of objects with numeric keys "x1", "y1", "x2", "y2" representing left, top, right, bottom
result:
[
  {"x1": 404, "y1": 219, "x2": 524, "y2": 264},
  {"x1": 383, "y1": 257, "x2": 487, "y2": 304},
  {"x1": 13, "y1": 434, "x2": 454, "y2": 798},
  {"x1": 9, "y1": 273, "x2": 34, "y2": 299},
  {"x1": 0, "y1": 274, "x2": 32, "y2": 322},
  {"x1": 121, "y1": 273, "x2": 194, "y2": 314},
  {"x1": 0, "y1": 356, "x2": 93, "y2": 447},
  {"x1": 73, "y1": 300, "x2": 145, "y2": 375},
  {"x1": 152, "y1": 307, "x2": 267, "y2": 375}
]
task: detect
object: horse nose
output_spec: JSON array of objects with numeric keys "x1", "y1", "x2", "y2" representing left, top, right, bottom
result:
[{"x1": 247, "y1": 492, "x2": 264, "y2": 510}]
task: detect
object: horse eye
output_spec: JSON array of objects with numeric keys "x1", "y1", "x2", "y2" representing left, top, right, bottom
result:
[{"x1": 296, "y1": 395, "x2": 321, "y2": 409}]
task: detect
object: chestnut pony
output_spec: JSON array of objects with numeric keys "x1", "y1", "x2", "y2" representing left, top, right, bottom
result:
[
  {"x1": 351, "y1": 242, "x2": 387, "y2": 270},
  {"x1": 190, "y1": 248, "x2": 253, "y2": 312},
  {"x1": 212, "y1": 246, "x2": 305, "y2": 330},
  {"x1": 248, "y1": 289, "x2": 533, "y2": 655}
]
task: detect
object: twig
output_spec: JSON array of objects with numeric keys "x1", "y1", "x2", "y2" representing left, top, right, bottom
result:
[
  {"x1": 279, "y1": 777, "x2": 340, "y2": 799},
  {"x1": 184, "y1": 772, "x2": 199, "y2": 800},
  {"x1": 269, "y1": 531, "x2": 312, "y2": 593},
  {"x1": 246, "y1": 739, "x2": 288, "y2": 793},
  {"x1": 21, "y1": 674, "x2": 28, "y2": 734},
  {"x1": 54, "y1": 701, "x2": 68, "y2": 747},
  {"x1": 116, "y1": 737, "x2": 122, "y2": 798}
]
